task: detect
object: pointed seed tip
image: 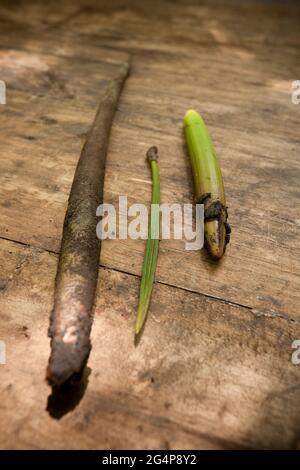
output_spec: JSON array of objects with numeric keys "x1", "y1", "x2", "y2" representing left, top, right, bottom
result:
[{"x1": 135, "y1": 322, "x2": 141, "y2": 336}]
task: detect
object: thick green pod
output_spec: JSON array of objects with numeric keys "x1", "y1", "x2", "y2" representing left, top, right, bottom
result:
[{"x1": 184, "y1": 110, "x2": 230, "y2": 259}]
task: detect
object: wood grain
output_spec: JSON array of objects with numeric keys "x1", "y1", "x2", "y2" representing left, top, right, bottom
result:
[
  {"x1": 0, "y1": 0, "x2": 299, "y2": 449},
  {"x1": 0, "y1": 34, "x2": 299, "y2": 318},
  {"x1": 1, "y1": 239, "x2": 300, "y2": 449}
]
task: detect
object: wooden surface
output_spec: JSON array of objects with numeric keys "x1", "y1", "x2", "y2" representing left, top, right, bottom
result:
[{"x1": 0, "y1": 0, "x2": 299, "y2": 449}]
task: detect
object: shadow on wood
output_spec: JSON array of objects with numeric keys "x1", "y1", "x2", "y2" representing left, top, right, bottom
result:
[{"x1": 46, "y1": 367, "x2": 91, "y2": 419}]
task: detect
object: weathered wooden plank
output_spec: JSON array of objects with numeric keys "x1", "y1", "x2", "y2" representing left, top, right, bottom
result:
[
  {"x1": 62, "y1": 0, "x2": 300, "y2": 51},
  {"x1": 0, "y1": 0, "x2": 299, "y2": 55},
  {"x1": 0, "y1": 41, "x2": 129, "y2": 251},
  {"x1": 0, "y1": 0, "x2": 299, "y2": 451},
  {"x1": 0, "y1": 238, "x2": 299, "y2": 449},
  {"x1": 0, "y1": 39, "x2": 299, "y2": 319}
]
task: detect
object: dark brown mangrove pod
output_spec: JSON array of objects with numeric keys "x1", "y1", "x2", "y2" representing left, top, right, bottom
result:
[
  {"x1": 184, "y1": 110, "x2": 230, "y2": 259},
  {"x1": 46, "y1": 61, "x2": 130, "y2": 387}
]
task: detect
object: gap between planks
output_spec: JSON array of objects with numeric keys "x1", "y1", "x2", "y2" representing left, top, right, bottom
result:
[{"x1": 0, "y1": 234, "x2": 297, "y2": 326}]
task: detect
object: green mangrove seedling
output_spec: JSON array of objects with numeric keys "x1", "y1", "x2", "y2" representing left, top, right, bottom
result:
[
  {"x1": 184, "y1": 110, "x2": 230, "y2": 259},
  {"x1": 135, "y1": 146, "x2": 160, "y2": 335}
]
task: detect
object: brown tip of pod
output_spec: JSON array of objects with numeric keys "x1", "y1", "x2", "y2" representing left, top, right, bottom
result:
[
  {"x1": 199, "y1": 194, "x2": 230, "y2": 260},
  {"x1": 146, "y1": 146, "x2": 158, "y2": 162},
  {"x1": 46, "y1": 335, "x2": 91, "y2": 387}
]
